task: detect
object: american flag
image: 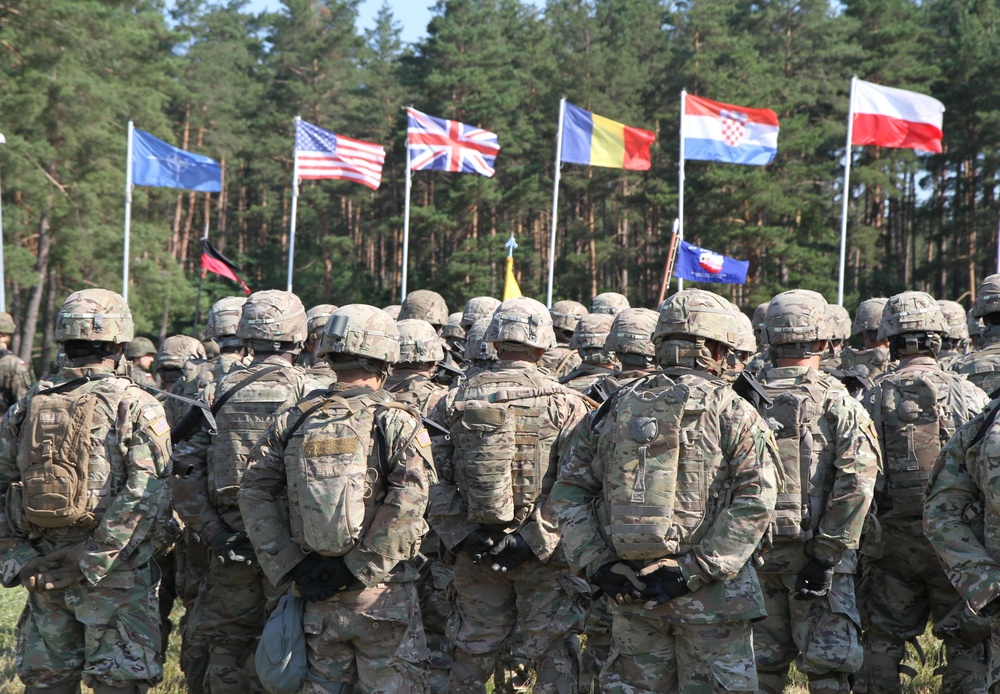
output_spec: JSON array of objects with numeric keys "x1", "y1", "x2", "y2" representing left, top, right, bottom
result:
[
  {"x1": 407, "y1": 108, "x2": 500, "y2": 178},
  {"x1": 294, "y1": 119, "x2": 386, "y2": 190}
]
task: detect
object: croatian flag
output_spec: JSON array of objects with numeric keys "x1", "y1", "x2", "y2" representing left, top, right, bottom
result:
[
  {"x1": 674, "y1": 240, "x2": 749, "y2": 284},
  {"x1": 851, "y1": 79, "x2": 944, "y2": 154},
  {"x1": 407, "y1": 107, "x2": 500, "y2": 177},
  {"x1": 682, "y1": 94, "x2": 779, "y2": 166}
]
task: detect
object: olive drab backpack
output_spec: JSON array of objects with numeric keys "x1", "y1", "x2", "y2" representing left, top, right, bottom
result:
[
  {"x1": 873, "y1": 365, "x2": 961, "y2": 517},
  {"x1": 760, "y1": 374, "x2": 833, "y2": 541}
]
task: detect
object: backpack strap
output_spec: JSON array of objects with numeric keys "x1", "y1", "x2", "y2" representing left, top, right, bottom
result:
[
  {"x1": 169, "y1": 364, "x2": 283, "y2": 444},
  {"x1": 36, "y1": 371, "x2": 118, "y2": 397}
]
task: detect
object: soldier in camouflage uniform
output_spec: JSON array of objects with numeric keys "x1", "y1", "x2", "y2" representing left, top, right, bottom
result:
[
  {"x1": 857, "y1": 292, "x2": 990, "y2": 693},
  {"x1": 819, "y1": 303, "x2": 852, "y2": 374},
  {"x1": 462, "y1": 297, "x2": 501, "y2": 330},
  {"x1": 745, "y1": 300, "x2": 771, "y2": 376},
  {"x1": 125, "y1": 336, "x2": 158, "y2": 388},
  {"x1": 240, "y1": 304, "x2": 436, "y2": 693},
  {"x1": 951, "y1": 274, "x2": 1000, "y2": 396},
  {"x1": 542, "y1": 300, "x2": 588, "y2": 379},
  {"x1": 552, "y1": 288, "x2": 779, "y2": 693},
  {"x1": 722, "y1": 310, "x2": 757, "y2": 379},
  {"x1": 559, "y1": 313, "x2": 617, "y2": 394},
  {"x1": 400, "y1": 289, "x2": 449, "y2": 330},
  {"x1": 589, "y1": 308, "x2": 660, "y2": 402},
  {"x1": 155, "y1": 334, "x2": 207, "y2": 427},
  {"x1": 428, "y1": 297, "x2": 592, "y2": 693},
  {"x1": 590, "y1": 291, "x2": 629, "y2": 316},
  {"x1": 383, "y1": 304, "x2": 402, "y2": 320},
  {"x1": 0, "y1": 289, "x2": 172, "y2": 694},
  {"x1": 937, "y1": 299, "x2": 972, "y2": 368},
  {"x1": 0, "y1": 311, "x2": 33, "y2": 415},
  {"x1": 172, "y1": 290, "x2": 322, "y2": 693},
  {"x1": 442, "y1": 312, "x2": 468, "y2": 366},
  {"x1": 298, "y1": 303, "x2": 338, "y2": 385},
  {"x1": 462, "y1": 316, "x2": 498, "y2": 381},
  {"x1": 840, "y1": 298, "x2": 891, "y2": 384},
  {"x1": 754, "y1": 289, "x2": 881, "y2": 693},
  {"x1": 387, "y1": 319, "x2": 449, "y2": 416}
]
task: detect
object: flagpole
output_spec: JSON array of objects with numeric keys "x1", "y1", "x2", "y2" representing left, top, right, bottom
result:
[
  {"x1": 0, "y1": 133, "x2": 7, "y2": 312},
  {"x1": 193, "y1": 217, "x2": 209, "y2": 334},
  {"x1": 401, "y1": 117, "x2": 413, "y2": 303},
  {"x1": 838, "y1": 76, "x2": 858, "y2": 307},
  {"x1": 287, "y1": 115, "x2": 300, "y2": 293},
  {"x1": 547, "y1": 97, "x2": 566, "y2": 308},
  {"x1": 678, "y1": 90, "x2": 686, "y2": 292},
  {"x1": 123, "y1": 120, "x2": 134, "y2": 303}
]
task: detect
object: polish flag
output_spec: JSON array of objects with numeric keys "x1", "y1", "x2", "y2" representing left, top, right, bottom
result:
[{"x1": 851, "y1": 79, "x2": 944, "y2": 153}]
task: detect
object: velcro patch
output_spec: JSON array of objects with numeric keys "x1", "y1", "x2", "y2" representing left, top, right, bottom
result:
[
  {"x1": 416, "y1": 428, "x2": 432, "y2": 448},
  {"x1": 150, "y1": 417, "x2": 170, "y2": 438},
  {"x1": 303, "y1": 437, "x2": 359, "y2": 457}
]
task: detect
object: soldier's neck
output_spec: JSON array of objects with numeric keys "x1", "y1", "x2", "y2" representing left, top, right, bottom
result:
[{"x1": 776, "y1": 355, "x2": 821, "y2": 369}]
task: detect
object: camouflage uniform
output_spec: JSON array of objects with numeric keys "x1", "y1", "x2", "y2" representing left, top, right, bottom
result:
[
  {"x1": 559, "y1": 313, "x2": 617, "y2": 395},
  {"x1": 428, "y1": 298, "x2": 592, "y2": 693},
  {"x1": 588, "y1": 308, "x2": 660, "y2": 404},
  {"x1": 298, "y1": 304, "x2": 338, "y2": 386},
  {"x1": 755, "y1": 290, "x2": 881, "y2": 694},
  {"x1": 240, "y1": 303, "x2": 436, "y2": 693},
  {"x1": 819, "y1": 304, "x2": 851, "y2": 374},
  {"x1": 125, "y1": 336, "x2": 158, "y2": 389},
  {"x1": 172, "y1": 290, "x2": 319, "y2": 694},
  {"x1": 0, "y1": 311, "x2": 34, "y2": 415},
  {"x1": 937, "y1": 299, "x2": 971, "y2": 369},
  {"x1": 951, "y1": 275, "x2": 1000, "y2": 395},
  {"x1": 857, "y1": 292, "x2": 990, "y2": 692},
  {"x1": 461, "y1": 317, "x2": 499, "y2": 384},
  {"x1": 542, "y1": 300, "x2": 588, "y2": 379},
  {"x1": 0, "y1": 289, "x2": 172, "y2": 694},
  {"x1": 155, "y1": 335, "x2": 207, "y2": 427}
]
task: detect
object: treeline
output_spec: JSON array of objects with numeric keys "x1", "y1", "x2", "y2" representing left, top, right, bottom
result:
[{"x1": 0, "y1": 0, "x2": 997, "y2": 372}]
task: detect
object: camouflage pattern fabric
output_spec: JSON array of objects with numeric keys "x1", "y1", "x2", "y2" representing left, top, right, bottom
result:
[
  {"x1": 0, "y1": 363, "x2": 172, "y2": 689},
  {"x1": 840, "y1": 346, "x2": 891, "y2": 382},
  {"x1": 950, "y1": 329, "x2": 1000, "y2": 395},
  {"x1": 387, "y1": 369, "x2": 448, "y2": 417},
  {"x1": 559, "y1": 363, "x2": 616, "y2": 395},
  {"x1": 0, "y1": 349, "x2": 33, "y2": 415},
  {"x1": 540, "y1": 344, "x2": 582, "y2": 380}
]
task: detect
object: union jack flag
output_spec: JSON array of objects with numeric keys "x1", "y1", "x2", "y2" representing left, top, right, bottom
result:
[{"x1": 407, "y1": 107, "x2": 500, "y2": 177}]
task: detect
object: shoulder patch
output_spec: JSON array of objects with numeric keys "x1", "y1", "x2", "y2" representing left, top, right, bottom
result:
[
  {"x1": 149, "y1": 416, "x2": 170, "y2": 438},
  {"x1": 416, "y1": 427, "x2": 432, "y2": 448}
]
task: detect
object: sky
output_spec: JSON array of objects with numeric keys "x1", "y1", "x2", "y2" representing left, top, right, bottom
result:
[{"x1": 245, "y1": 0, "x2": 436, "y2": 45}]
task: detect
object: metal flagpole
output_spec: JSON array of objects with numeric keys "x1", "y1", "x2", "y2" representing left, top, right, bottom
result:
[
  {"x1": 401, "y1": 110, "x2": 413, "y2": 302},
  {"x1": 0, "y1": 132, "x2": 7, "y2": 312},
  {"x1": 678, "y1": 90, "x2": 686, "y2": 292},
  {"x1": 123, "y1": 120, "x2": 134, "y2": 303},
  {"x1": 193, "y1": 217, "x2": 209, "y2": 334},
  {"x1": 995, "y1": 213, "x2": 1000, "y2": 274},
  {"x1": 546, "y1": 97, "x2": 566, "y2": 308},
  {"x1": 837, "y1": 76, "x2": 858, "y2": 307},
  {"x1": 287, "y1": 115, "x2": 300, "y2": 293}
]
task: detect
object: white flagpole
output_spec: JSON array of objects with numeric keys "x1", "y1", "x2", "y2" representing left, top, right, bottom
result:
[
  {"x1": 547, "y1": 97, "x2": 566, "y2": 308},
  {"x1": 0, "y1": 132, "x2": 7, "y2": 312},
  {"x1": 123, "y1": 120, "x2": 134, "y2": 303},
  {"x1": 838, "y1": 76, "x2": 858, "y2": 307},
  {"x1": 287, "y1": 115, "x2": 300, "y2": 293},
  {"x1": 678, "y1": 90, "x2": 687, "y2": 292},
  {"x1": 401, "y1": 122, "x2": 413, "y2": 303}
]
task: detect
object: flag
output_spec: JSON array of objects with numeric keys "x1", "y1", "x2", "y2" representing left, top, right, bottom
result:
[
  {"x1": 200, "y1": 240, "x2": 250, "y2": 295},
  {"x1": 131, "y1": 129, "x2": 222, "y2": 192},
  {"x1": 503, "y1": 256, "x2": 522, "y2": 301},
  {"x1": 295, "y1": 119, "x2": 386, "y2": 190},
  {"x1": 674, "y1": 240, "x2": 749, "y2": 284},
  {"x1": 683, "y1": 94, "x2": 779, "y2": 166},
  {"x1": 851, "y1": 79, "x2": 944, "y2": 153},
  {"x1": 560, "y1": 102, "x2": 655, "y2": 170},
  {"x1": 407, "y1": 108, "x2": 500, "y2": 177}
]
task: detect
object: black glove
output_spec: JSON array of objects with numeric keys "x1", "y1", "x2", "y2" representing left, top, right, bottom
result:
[
  {"x1": 794, "y1": 557, "x2": 835, "y2": 600},
  {"x1": 461, "y1": 530, "x2": 496, "y2": 563},
  {"x1": 289, "y1": 554, "x2": 355, "y2": 601},
  {"x1": 639, "y1": 564, "x2": 690, "y2": 608},
  {"x1": 591, "y1": 562, "x2": 645, "y2": 605},
  {"x1": 209, "y1": 530, "x2": 255, "y2": 565},
  {"x1": 488, "y1": 534, "x2": 534, "y2": 572}
]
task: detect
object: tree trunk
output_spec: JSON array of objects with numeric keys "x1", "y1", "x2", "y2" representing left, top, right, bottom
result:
[
  {"x1": 19, "y1": 208, "x2": 51, "y2": 364},
  {"x1": 39, "y1": 266, "x2": 58, "y2": 378}
]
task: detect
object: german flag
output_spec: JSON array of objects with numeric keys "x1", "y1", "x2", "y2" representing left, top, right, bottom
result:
[{"x1": 200, "y1": 240, "x2": 250, "y2": 295}]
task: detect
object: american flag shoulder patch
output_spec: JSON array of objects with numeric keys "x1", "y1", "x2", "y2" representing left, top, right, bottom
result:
[
  {"x1": 150, "y1": 416, "x2": 170, "y2": 438},
  {"x1": 415, "y1": 428, "x2": 432, "y2": 448}
]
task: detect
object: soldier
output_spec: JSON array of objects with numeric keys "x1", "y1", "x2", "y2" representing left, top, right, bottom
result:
[
  {"x1": 951, "y1": 274, "x2": 1000, "y2": 395},
  {"x1": 441, "y1": 312, "x2": 468, "y2": 369},
  {"x1": 589, "y1": 307, "x2": 660, "y2": 402},
  {"x1": 383, "y1": 304, "x2": 402, "y2": 320},
  {"x1": 428, "y1": 297, "x2": 592, "y2": 693},
  {"x1": 387, "y1": 319, "x2": 449, "y2": 416},
  {"x1": 542, "y1": 300, "x2": 588, "y2": 379},
  {"x1": 820, "y1": 303, "x2": 852, "y2": 373},
  {"x1": 125, "y1": 336, "x2": 158, "y2": 388},
  {"x1": 745, "y1": 300, "x2": 771, "y2": 375},
  {"x1": 754, "y1": 289, "x2": 881, "y2": 694},
  {"x1": 0, "y1": 311, "x2": 33, "y2": 415},
  {"x1": 937, "y1": 299, "x2": 972, "y2": 368},
  {"x1": 172, "y1": 290, "x2": 320, "y2": 693},
  {"x1": 461, "y1": 296, "x2": 501, "y2": 330},
  {"x1": 299, "y1": 303, "x2": 338, "y2": 385},
  {"x1": 240, "y1": 304, "x2": 436, "y2": 692},
  {"x1": 857, "y1": 292, "x2": 990, "y2": 692},
  {"x1": 462, "y1": 316, "x2": 498, "y2": 380},
  {"x1": 724, "y1": 310, "x2": 757, "y2": 378},
  {"x1": 0, "y1": 288, "x2": 172, "y2": 694},
  {"x1": 552, "y1": 288, "x2": 779, "y2": 693},
  {"x1": 841, "y1": 298, "x2": 891, "y2": 383},
  {"x1": 559, "y1": 313, "x2": 617, "y2": 394},
  {"x1": 155, "y1": 334, "x2": 207, "y2": 427},
  {"x1": 400, "y1": 289, "x2": 449, "y2": 330},
  {"x1": 590, "y1": 291, "x2": 629, "y2": 316}
]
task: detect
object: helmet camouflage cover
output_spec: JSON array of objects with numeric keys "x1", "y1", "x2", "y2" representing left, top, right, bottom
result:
[
  {"x1": 765, "y1": 290, "x2": 832, "y2": 346},
  {"x1": 56, "y1": 288, "x2": 135, "y2": 344},
  {"x1": 972, "y1": 274, "x2": 1000, "y2": 319},
  {"x1": 827, "y1": 304, "x2": 852, "y2": 342},
  {"x1": 461, "y1": 296, "x2": 501, "y2": 329},
  {"x1": 440, "y1": 312, "x2": 466, "y2": 340},
  {"x1": 397, "y1": 318, "x2": 446, "y2": 363},
  {"x1": 207, "y1": 296, "x2": 248, "y2": 347},
  {"x1": 317, "y1": 303, "x2": 401, "y2": 364},
  {"x1": 591, "y1": 292, "x2": 630, "y2": 316},
  {"x1": 653, "y1": 289, "x2": 738, "y2": 349},
  {"x1": 156, "y1": 334, "x2": 206, "y2": 372},
  {"x1": 485, "y1": 297, "x2": 556, "y2": 351},
  {"x1": 464, "y1": 316, "x2": 498, "y2": 362},
  {"x1": 306, "y1": 304, "x2": 338, "y2": 341},
  {"x1": 550, "y1": 300, "x2": 589, "y2": 333},
  {"x1": 607, "y1": 308, "x2": 659, "y2": 356},
  {"x1": 852, "y1": 298, "x2": 888, "y2": 337},
  {"x1": 879, "y1": 291, "x2": 949, "y2": 341},
  {"x1": 936, "y1": 300, "x2": 969, "y2": 342},
  {"x1": 237, "y1": 290, "x2": 307, "y2": 347},
  {"x1": 125, "y1": 336, "x2": 157, "y2": 359},
  {"x1": 399, "y1": 289, "x2": 449, "y2": 327}
]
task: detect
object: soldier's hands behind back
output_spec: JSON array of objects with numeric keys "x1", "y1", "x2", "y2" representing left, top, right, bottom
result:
[
  {"x1": 35, "y1": 543, "x2": 86, "y2": 591},
  {"x1": 209, "y1": 530, "x2": 255, "y2": 565},
  {"x1": 17, "y1": 556, "x2": 48, "y2": 593},
  {"x1": 592, "y1": 562, "x2": 645, "y2": 605},
  {"x1": 794, "y1": 557, "x2": 835, "y2": 600},
  {"x1": 638, "y1": 564, "x2": 690, "y2": 608},
  {"x1": 290, "y1": 553, "x2": 354, "y2": 601},
  {"x1": 461, "y1": 529, "x2": 496, "y2": 563},
  {"x1": 489, "y1": 534, "x2": 533, "y2": 572}
]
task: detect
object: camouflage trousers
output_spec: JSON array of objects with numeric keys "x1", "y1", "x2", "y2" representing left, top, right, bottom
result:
[
  {"x1": 302, "y1": 580, "x2": 429, "y2": 693},
  {"x1": 754, "y1": 572, "x2": 863, "y2": 693},
  {"x1": 580, "y1": 594, "x2": 612, "y2": 694},
  {"x1": 417, "y1": 555, "x2": 454, "y2": 693},
  {"x1": 857, "y1": 525, "x2": 989, "y2": 693},
  {"x1": 176, "y1": 529, "x2": 212, "y2": 694},
  {"x1": 599, "y1": 613, "x2": 757, "y2": 693},
  {"x1": 15, "y1": 562, "x2": 162, "y2": 690},
  {"x1": 188, "y1": 556, "x2": 281, "y2": 693},
  {"x1": 445, "y1": 551, "x2": 589, "y2": 693}
]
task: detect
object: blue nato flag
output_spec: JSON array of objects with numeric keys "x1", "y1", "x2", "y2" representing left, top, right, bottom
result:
[{"x1": 131, "y1": 129, "x2": 222, "y2": 192}]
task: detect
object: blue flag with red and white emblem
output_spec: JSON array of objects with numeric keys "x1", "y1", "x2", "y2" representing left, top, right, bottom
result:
[
  {"x1": 674, "y1": 240, "x2": 749, "y2": 284},
  {"x1": 407, "y1": 107, "x2": 500, "y2": 177}
]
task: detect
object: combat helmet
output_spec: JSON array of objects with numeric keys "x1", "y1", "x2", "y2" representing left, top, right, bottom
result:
[
  {"x1": 936, "y1": 300, "x2": 970, "y2": 349},
  {"x1": 0, "y1": 311, "x2": 15, "y2": 335},
  {"x1": 570, "y1": 313, "x2": 616, "y2": 365},
  {"x1": 607, "y1": 308, "x2": 659, "y2": 368},
  {"x1": 464, "y1": 316, "x2": 498, "y2": 363},
  {"x1": 752, "y1": 300, "x2": 770, "y2": 346},
  {"x1": 591, "y1": 292, "x2": 630, "y2": 316},
  {"x1": 317, "y1": 304, "x2": 400, "y2": 375},
  {"x1": 156, "y1": 335, "x2": 206, "y2": 373},
  {"x1": 306, "y1": 304, "x2": 338, "y2": 343},
  {"x1": 852, "y1": 298, "x2": 888, "y2": 343},
  {"x1": 125, "y1": 337, "x2": 157, "y2": 360},
  {"x1": 399, "y1": 290, "x2": 449, "y2": 328},
  {"x1": 765, "y1": 290, "x2": 832, "y2": 360},
  {"x1": 972, "y1": 274, "x2": 1000, "y2": 319},
  {"x1": 397, "y1": 319, "x2": 446, "y2": 364},
  {"x1": 550, "y1": 300, "x2": 589, "y2": 335},
  {"x1": 735, "y1": 311, "x2": 757, "y2": 356},
  {"x1": 206, "y1": 296, "x2": 247, "y2": 349},
  {"x1": 654, "y1": 289, "x2": 737, "y2": 373},
  {"x1": 828, "y1": 304, "x2": 852, "y2": 346},
  {"x1": 880, "y1": 291, "x2": 948, "y2": 358},
  {"x1": 441, "y1": 312, "x2": 466, "y2": 340},
  {"x1": 382, "y1": 304, "x2": 402, "y2": 320},
  {"x1": 56, "y1": 289, "x2": 134, "y2": 344},
  {"x1": 237, "y1": 290, "x2": 307, "y2": 353},
  {"x1": 461, "y1": 297, "x2": 501, "y2": 329},
  {"x1": 485, "y1": 297, "x2": 556, "y2": 352}
]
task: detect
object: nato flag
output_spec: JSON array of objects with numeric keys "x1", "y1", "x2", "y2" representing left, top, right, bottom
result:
[{"x1": 132, "y1": 129, "x2": 222, "y2": 192}]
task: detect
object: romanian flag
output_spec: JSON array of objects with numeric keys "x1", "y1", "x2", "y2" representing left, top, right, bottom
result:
[{"x1": 560, "y1": 102, "x2": 655, "y2": 171}]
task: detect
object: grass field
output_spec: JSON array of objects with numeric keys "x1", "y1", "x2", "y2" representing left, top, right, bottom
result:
[{"x1": 0, "y1": 586, "x2": 948, "y2": 693}]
